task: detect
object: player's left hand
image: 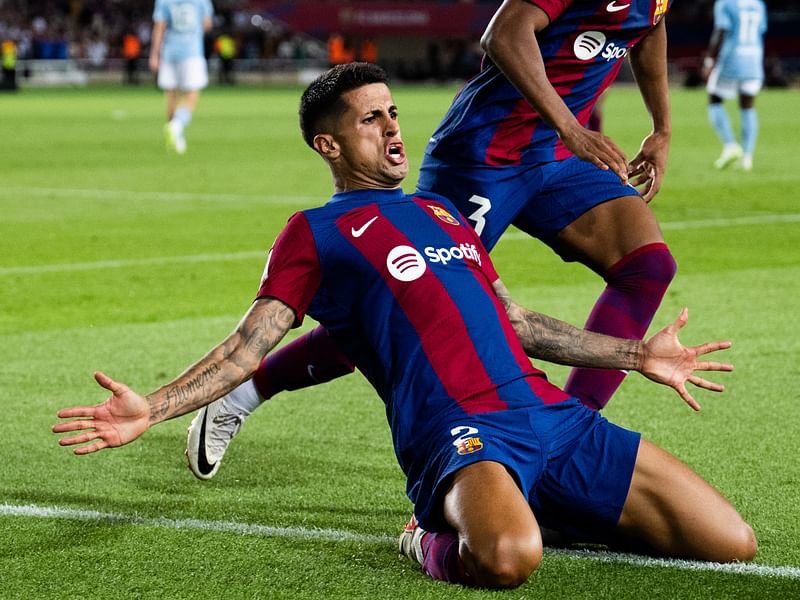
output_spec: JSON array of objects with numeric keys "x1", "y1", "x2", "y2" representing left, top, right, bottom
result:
[
  {"x1": 627, "y1": 131, "x2": 670, "y2": 202},
  {"x1": 640, "y1": 308, "x2": 733, "y2": 411}
]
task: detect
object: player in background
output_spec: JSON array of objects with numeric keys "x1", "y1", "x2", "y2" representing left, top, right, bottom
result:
[
  {"x1": 702, "y1": 0, "x2": 767, "y2": 171},
  {"x1": 53, "y1": 63, "x2": 755, "y2": 588},
  {"x1": 185, "y1": 0, "x2": 682, "y2": 480},
  {"x1": 149, "y1": 0, "x2": 214, "y2": 155}
]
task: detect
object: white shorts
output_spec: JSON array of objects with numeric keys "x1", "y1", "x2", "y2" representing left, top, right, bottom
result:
[
  {"x1": 158, "y1": 57, "x2": 208, "y2": 91},
  {"x1": 706, "y1": 69, "x2": 763, "y2": 100}
]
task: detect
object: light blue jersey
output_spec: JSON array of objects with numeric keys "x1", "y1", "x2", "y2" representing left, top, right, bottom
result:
[
  {"x1": 153, "y1": 0, "x2": 213, "y2": 62},
  {"x1": 714, "y1": 0, "x2": 767, "y2": 80}
]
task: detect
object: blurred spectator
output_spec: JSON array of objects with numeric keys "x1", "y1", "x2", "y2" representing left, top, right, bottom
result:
[
  {"x1": 122, "y1": 29, "x2": 141, "y2": 83},
  {"x1": 85, "y1": 33, "x2": 108, "y2": 68},
  {"x1": 359, "y1": 38, "x2": 378, "y2": 64},
  {"x1": 327, "y1": 33, "x2": 354, "y2": 66},
  {"x1": 1, "y1": 37, "x2": 17, "y2": 90},
  {"x1": 215, "y1": 31, "x2": 236, "y2": 84}
]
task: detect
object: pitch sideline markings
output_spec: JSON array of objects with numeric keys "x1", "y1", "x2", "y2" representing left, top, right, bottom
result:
[
  {"x1": 0, "y1": 251, "x2": 267, "y2": 276},
  {"x1": 2, "y1": 213, "x2": 799, "y2": 277},
  {"x1": 2, "y1": 186, "x2": 318, "y2": 205},
  {"x1": 3, "y1": 502, "x2": 799, "y2": 580}
]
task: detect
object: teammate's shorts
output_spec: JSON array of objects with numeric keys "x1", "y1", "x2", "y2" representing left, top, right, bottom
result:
[
  {"x1": 417, "y1": 154, "x2": 638, "y2": 251},
  {"x1": 706, "y1": 69, "x2": 763, "y2": 99},
  {"x1": 411, "y1": 397, "x2": 640, "y2": 542},
  {"x1": 157, "y1": 56, "x2": 208, "y2": 91}
]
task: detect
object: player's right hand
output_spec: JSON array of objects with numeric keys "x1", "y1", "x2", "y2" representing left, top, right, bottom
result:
[
  {"x1": 559, "y1": 125, "x2": 629, "y2": 184},
  {"x1": 52, "y1": 371, "x2": 150, "y2": 455}
]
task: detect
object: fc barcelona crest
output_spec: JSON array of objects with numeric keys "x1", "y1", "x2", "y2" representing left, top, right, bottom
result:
[
  {"x1": 455, "y1": 436, "x2": 484, "y2": 456},
  {"x1": 653, "y1": 0, "x2": 667, "y2": 24},
  {"x1": 428, "y1": 205, "x2": 460, "y2": 226}
]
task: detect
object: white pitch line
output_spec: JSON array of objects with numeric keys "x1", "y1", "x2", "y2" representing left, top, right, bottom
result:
[
  {"x1": 546, "y1": 547, "x2": 800, "y2": 580},
  {"x1": 2, "y1": 213, "x2": 799, "y2": 277},
  {"x1": 1, "y1": 186, "x2": 319, "y2": 205},
  {"x1": 0, "y1": 251, "x2": 267, "y2": 276},
  {"x1": 501, "y1": 213, "x2": 800, "y2": 241},
  {"x1": 3, "y1": 503, "x2": 799, "y2": 580},
  {"x1": 0, "y1": 503, "x2": 393, "y2": 545}
]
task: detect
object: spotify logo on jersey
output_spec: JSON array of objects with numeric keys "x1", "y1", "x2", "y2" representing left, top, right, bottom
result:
[{"x1": 573, "y1": 31, "x2": 607, "y2": 60}]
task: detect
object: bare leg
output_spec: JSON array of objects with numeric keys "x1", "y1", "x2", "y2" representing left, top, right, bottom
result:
[
  {"x1": 180, "y1": 89, "x2": 201, "y2": 112},
  {"x1": 555, "y1": 195, "x2": 664, "y2": 275},
  {"x1": 617, "y1": 439, "x2": 757, "y2": 562},
  {"x1": 556, "y1": 196, "x2": 675, "y2": 409},
  {"x1": 164, "y1": 89, "x2": 178, "y2": 121},
  {"x1": 442, "y1": 461, "x2": 542, "y2": 588}
]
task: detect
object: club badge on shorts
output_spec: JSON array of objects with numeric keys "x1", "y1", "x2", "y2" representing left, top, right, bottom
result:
[
  {"x1": 653, "y1": 0, "x2": 667, "y2": 24},
  {"x1": 451, "y1": 425, "x2": 484, "y2": 455}
]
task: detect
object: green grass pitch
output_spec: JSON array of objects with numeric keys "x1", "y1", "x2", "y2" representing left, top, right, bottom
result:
[{"x1": 1, "y1": 81, "x2": 799, "y2": 599}]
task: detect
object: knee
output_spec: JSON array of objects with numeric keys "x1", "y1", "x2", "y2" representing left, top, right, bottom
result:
[
  {"x1": 607, "y1": 244, "x2": 677, "y2": 292},
  {"x1": 725, "y1": 520, "x2": 758, "y2": 563},
  {"x1": 464, "y1": 530, "x2": 542, "y2": 589}
]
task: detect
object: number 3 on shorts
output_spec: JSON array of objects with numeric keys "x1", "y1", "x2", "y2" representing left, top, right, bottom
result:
[{"x1": 466, "y1": 194, "x2": 491, "y2": 237}]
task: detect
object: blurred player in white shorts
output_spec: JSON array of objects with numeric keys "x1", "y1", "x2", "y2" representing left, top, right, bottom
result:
[
  {"x1": 149, "y1": 0, "x2": 214, "y2": 155},
  {"x1": 702, "y1": 0, "x2": 767, "y2": 171}
]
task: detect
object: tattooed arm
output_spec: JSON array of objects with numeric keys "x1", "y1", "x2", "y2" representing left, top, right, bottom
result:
[
  {"x1": 493, "y1": 279, "x2": 733, "y2": 410},
  {"x1": 52, "y1": 297, "x2": 296, "y2": 454},
  {"x1": 493, "y1": 279, "x2": 644, "y2": 370}
]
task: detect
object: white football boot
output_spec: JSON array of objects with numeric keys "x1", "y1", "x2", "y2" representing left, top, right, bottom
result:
[
  {"x1": 186, "y1": 383, "x2": 258, "y2": 480},
  {"x1": 398, "y1": 515, "x2": 426, "y2": 565},
  {"x1": 714, "y1": 143, "x2": 743, "y2": 170}
]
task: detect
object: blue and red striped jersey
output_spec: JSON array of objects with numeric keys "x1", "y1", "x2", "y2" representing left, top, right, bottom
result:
[
  {"x1": 256, "y1": 188, "x2": 569, "y2": 470},
  {"x1": 425, "y1": 0, "x2": 671, "y2": 166}
]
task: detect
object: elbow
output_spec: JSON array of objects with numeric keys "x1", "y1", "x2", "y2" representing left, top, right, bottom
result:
[
  {"x1": 480, "y1": 26, "x2": 505, "y2": 61},
  {"x1": 479, "y1": 29, "x2": 493, "y2": 56}
]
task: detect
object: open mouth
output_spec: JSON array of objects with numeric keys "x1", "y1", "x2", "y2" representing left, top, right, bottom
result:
[{"x1": 386, "y1": 142, "x2": 406, "y2": 164}]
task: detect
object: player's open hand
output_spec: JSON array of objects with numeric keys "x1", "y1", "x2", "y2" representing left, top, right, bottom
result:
[
  {"x1": 559, "y1": 124, "x2": 629, "y2": 185},
  {"x1": 52, "y1": 371, "x2": 150, "y2": 455},
  {"x1": 640, "y1": 308, "x2": 733, "y2": 411},
  {"x1": 628, "y1": 131, "x2": 670, "y2": 202}
]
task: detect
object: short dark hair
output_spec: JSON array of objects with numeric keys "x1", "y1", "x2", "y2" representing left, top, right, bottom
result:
[{"x1": 299, "y1": 62, "x2": 389, "y2": 149}]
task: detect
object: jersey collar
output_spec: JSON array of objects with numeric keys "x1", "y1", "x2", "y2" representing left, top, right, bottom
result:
[{"x1": 328, "y1": 187, "x2": 406, "y2": 205}]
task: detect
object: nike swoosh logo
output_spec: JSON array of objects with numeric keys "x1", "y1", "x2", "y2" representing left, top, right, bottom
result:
[
  {"x1": 606, "y1": 1, "x2": 630, "y2": 11},
  {"x1": 197, "y1": 408, "x2": 216, "y2": 475},
  {"x1": 351, "y1": 216, "x2": 378, "y2": 238}
]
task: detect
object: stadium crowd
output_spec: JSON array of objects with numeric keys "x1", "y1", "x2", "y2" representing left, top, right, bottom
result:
[{"x1": 0, "y1": 0, "x2": 796, "y2": 82}]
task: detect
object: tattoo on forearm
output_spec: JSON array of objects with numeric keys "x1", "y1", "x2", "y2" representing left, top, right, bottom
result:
[
  {"x1": 512, "y1": 305, "x2": 640, "y2": 369},
  {"x1": 165, "y1": 362, "x2": 222, "y2": 410},
  {"x1": 148, "y1": 299, "x2": 295, "y2": 424}
]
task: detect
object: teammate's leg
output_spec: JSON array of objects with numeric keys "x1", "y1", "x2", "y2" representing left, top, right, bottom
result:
[
  {"x1": 403, "y1": 461, "x2": 542, "y2": 588},
  {"x1": 616, "y1": 438, "x2": 757, "y2": 561},
  {"x1": 555, "y1": 196, "x2": 676, "y2": 410}
]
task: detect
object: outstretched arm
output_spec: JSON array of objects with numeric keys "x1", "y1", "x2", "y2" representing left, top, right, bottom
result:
[
  {"x1": 494, "y1": 280, "x2": 732, "y2": 410},
  {"x1": 52, "y1": 297, "x2": 296, "y2": 454}
]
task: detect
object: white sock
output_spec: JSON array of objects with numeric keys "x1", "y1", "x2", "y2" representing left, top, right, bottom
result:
[{"x1": 224, "y1": 378, "x2": 263, "y2": 415}]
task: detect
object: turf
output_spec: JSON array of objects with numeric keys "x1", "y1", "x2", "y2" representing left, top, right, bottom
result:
[{"x1": 1, "y1": 82, "x2": 799, "y2": 599}]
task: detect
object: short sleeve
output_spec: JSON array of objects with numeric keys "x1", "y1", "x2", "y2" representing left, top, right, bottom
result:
[
  {"x1": 256, "y1": 213, "x2": 321, "y2": 326},
  {"x1": 525, "y1": 0, "x2": 574, "y2": 24},
  {"x1": 713, "y1": 0, "x2": 732, "y2": 31},
  {"x1": 153, "y1": 0, "x2": 166, "y2": 21}
]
